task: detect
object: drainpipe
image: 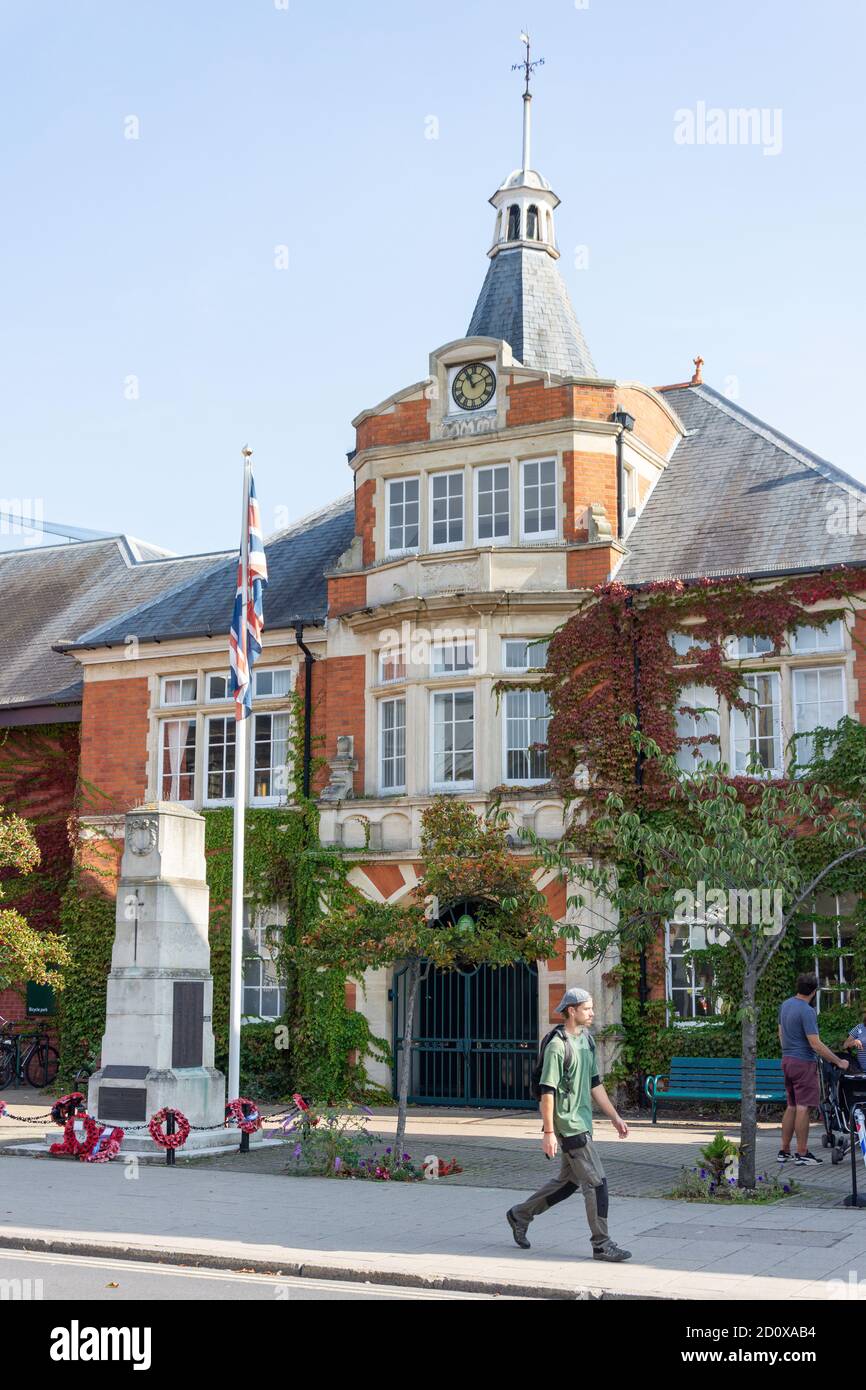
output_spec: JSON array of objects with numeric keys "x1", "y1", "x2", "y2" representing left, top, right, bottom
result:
[
  {"x1": 610, "y1": 407, "x2": 635, "y2": 541},
  {"x1": 293, "y1": 623, "x2": 316, "y2": 799}
]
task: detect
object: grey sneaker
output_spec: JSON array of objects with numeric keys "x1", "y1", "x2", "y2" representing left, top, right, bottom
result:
[
  {"x1": 593, "y1": 1242, "x2": 632, "y2": 1262},
  {"x1": 794, "y1": 1151, "x2": 823, "y2": 1166},
  {"x1": 507, "y1": 1208, "x2": 531, "y2": 1249}
]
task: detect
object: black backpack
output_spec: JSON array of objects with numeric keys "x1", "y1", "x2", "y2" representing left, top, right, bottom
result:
[{"x1": 530, "y1": 1025, "x2": 596, "y2": 1102}]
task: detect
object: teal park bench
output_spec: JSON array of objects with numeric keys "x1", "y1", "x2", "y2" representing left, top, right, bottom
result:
[{"x1": 645, "y1": 1056, "x2": 787, "y2": 1124}]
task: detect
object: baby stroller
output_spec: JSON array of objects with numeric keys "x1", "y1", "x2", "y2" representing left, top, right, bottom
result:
[{"x1": 819, "y1": 1056, "x2": 854, "y2": 1164}]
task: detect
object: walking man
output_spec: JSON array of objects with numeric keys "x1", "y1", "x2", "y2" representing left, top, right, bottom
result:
[
  {"x1": 507, "y1": 988, "x2": 632, "y2": 1262},
  {"x1": 778, "y1": 972, "x2": 849, "y2": 1166}
]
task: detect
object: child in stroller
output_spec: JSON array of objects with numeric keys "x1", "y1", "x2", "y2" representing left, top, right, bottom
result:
[{"x1": 819, "y1": 1016, "x2": 866, "y2": 1164}]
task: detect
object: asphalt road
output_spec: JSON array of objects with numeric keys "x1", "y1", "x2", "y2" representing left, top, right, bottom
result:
[{"x1": 0, "y1": 1249, "x2": 511, "y2": 1300}]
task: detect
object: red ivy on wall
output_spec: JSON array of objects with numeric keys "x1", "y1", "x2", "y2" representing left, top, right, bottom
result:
[{"x1": 545, "y1": 569, "x2": 862, "y2": 817}]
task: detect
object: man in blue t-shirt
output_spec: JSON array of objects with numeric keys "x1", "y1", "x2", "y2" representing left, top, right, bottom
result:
[{"x1": 778, "y1": 973, "x2": 849, "y2": 1166}]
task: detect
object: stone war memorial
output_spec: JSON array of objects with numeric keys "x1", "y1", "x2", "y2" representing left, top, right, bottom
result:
[{"x1": 84, "y1": 802, "x2": 253, "y2": 1155}]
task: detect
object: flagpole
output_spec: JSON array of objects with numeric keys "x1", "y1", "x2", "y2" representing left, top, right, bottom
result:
[{"x1": 228, "y1": 449, "x2": 252, "y2": 1102}]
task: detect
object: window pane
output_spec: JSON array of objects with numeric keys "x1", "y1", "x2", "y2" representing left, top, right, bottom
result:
[
  {"x1": 675, "y1": 684, "x2": 720, "y2": 772},
  {"x1": 433, "y1": 691, "x2": 474, "y2": 785},
  {"x1": 207, "y1": 673, "x2": 230, "y2": 700},
  {"x1": 381, "y1": 698, "x2": 406, "y2": 791},
  {"x1": 477, "y1": 466, "x2": 509, "y2": 541},
  {"x1": 161, "y1": 719, "x2": 197, "y2": 800},
  {"x1": 793, "y1": 666, "x2": 844, "y2": 763},
  {"x1": 388, "y1": 478, "x2": 420, "y2": 552},
  {"x1": 522, "y1": 460, "x2": 556, "y2": 536},
  {"x1": 431, "y1": 473, "x2": 464, "y2": 547},
  {"x1": 791, "y1": 620, "x2": 843, "y2": 653},
  {"x1": 732, "y1": 673, "x2": 780, "y2": 773},
  {"x1": 162, "y1": 676, "x2": 197, "y2": 706},
  {"x1": 505, "y1": 688, "x2": 550, "y2": 781}
]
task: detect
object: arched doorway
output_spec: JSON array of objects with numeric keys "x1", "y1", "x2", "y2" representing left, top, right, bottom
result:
[{"x1": 392, "y1": 897, "x2": 539, "y2": 1106}]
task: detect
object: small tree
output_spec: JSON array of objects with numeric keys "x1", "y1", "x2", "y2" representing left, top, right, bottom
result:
[
  {"x1": 0, "y1": 805, "x2": 70, "y2": 995},
  {"x1": 527, "y1": 727, "x2": 866, "y2": 1189},
  {"x1": 296, "y1": 798, "x2": 559, "y2": 1162}
]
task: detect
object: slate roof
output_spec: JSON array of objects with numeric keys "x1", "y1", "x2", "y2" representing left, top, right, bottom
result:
[
  {"x1": 0, "y1": 538, "x2": 229, "y2": 713},
  {"x1": 467, "y1": 247, "x2": 597, "y2": 378},
  {"x1": 68, "y1": 495, "x2": 355, "y2": 650},
  {"x1": 617, "y1": 384, "x2": 866, "y2": 584}
]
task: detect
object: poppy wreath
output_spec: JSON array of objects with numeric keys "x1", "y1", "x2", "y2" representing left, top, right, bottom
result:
[
  {"x1": 82, "y1": 1125, "x2": 125, "y2": 1164},
  {"x1": 225, "y1": 1098, "x2": 261, "y2": 1135},
  {"x1": 50, "y1": 1093, "x2": 86, "y2": 1126},
  {"x1": 49, "y1": 1112, "x2": 102, "y2": 1158},
  {"x1": 148, "y1": 1107, "x2": 191, "y2": 1150}
]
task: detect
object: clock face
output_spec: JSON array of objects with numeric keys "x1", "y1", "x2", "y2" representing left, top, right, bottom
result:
[{"x1": 451, "y1": 362, "x2": 496, "y2": 412}]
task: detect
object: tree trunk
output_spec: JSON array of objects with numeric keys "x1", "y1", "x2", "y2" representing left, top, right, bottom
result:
[
  {"x1": 394, "y1": 956, "x2": 422, "y2": 1166},
  {"x1": 739, "y1": 968, "x2": 759, "y2": 1190}
]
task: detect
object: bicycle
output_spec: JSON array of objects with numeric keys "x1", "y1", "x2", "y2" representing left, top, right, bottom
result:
[{"x1": 0, "y1": 1016, "x2": 60, "y2": 1088}]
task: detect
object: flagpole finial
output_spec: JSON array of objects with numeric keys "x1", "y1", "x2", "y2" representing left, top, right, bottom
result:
[{"x1": 241, "y1": 445, "x2": 253, "y2": 458}]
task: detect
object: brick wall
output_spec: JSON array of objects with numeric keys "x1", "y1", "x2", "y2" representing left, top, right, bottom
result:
[
  {"x1": 327, "y1": 573, "x2": 367, "y2": 617},
  {"x1": 355, "y1": 476, "x2": 376, "y2": 566},
  {"x1": 566, "y1": 546, "x2": 618, "y2": 589},
  {"x1": 563, "y1": 449, "x2": 619, "y2": 541},
  {"x1": 80, "y1": 676, "x2": 150, "y2": 814},
  {"x1": 617, "y1": 386, "x2": 681, "y2": 459},
  {"x1": 355, "y1": 398, "x2": 429, "y2": 452},
  {"x1": 313, "y1": 655, "x2": 367, "y2": 796},
  {"x1": 507, "y1": 380, "x2": 617, "y2": 429}
]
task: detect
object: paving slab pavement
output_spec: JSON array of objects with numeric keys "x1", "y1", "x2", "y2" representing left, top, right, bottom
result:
[{"x1": 1, "y1": 1152, "x2": 865, "y2": 1300}]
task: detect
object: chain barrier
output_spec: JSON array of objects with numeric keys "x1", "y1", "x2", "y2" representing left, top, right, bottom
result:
[{"x1": 1, "y1": 1095, "x2": 289, "y2": 1167}]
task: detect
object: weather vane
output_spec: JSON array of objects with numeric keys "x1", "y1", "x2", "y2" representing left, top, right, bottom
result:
[{"x1": 512, "y1": 31, "x2": 544, "y2": 96}]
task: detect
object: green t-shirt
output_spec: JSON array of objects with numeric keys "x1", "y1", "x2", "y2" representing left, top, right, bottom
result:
[{"x1": 539, "y1": 1030, "x2": 598, "y2": 1138}]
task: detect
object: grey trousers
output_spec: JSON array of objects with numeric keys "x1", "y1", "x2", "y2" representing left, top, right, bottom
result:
[{"x1": 510, "y1": 1136, "x2": 610, "y2": 1249}]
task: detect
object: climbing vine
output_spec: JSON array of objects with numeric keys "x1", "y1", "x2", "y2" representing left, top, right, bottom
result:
[{"x1": 539, "y1": 570, "x2": 866, "y2": 1082}]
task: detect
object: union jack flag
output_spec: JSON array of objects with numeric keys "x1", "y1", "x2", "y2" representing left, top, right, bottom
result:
[{"x1": 229, "y1": 467, "x2": 268, "y2": 720}]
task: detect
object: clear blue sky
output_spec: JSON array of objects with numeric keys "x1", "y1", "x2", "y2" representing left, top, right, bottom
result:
[{"x1": 1, "y1": 0, "x2": 864, "y2": 556}]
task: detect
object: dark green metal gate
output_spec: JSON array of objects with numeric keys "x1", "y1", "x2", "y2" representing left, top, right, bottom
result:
[{"x1": 392, "y1": 960, "x2": 539, "y2": 1108}]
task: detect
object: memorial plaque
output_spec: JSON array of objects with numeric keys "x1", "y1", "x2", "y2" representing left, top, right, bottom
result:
[
  {"x1": 102, "y1": 1064, "x2": 150, "y2": 1079},
  {"x1": 172, "y1": 981, "x2": 204, "y2": 1068},
  {"x1": 98, "y1": 1086, "x2": 147, "y2": 1122}
]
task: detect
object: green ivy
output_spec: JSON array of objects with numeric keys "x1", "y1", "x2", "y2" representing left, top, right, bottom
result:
[{"x1": 57, "y1": 692, "x2": 389, "y2": 1100}]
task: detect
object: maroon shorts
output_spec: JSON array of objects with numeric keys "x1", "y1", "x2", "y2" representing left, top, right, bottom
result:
[{"x1": 782, "y1": 1056, "x2": 819, "y2": 1108}]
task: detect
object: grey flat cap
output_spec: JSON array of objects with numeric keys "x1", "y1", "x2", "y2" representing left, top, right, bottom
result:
[{"x1": 556, "y1": 987, "x2": 592, "y2": 1014}]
